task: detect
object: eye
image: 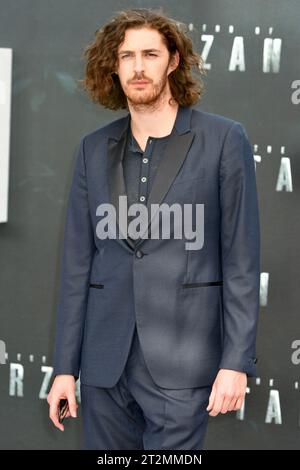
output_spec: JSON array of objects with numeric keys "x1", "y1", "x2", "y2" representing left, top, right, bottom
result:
[{"x1": 120, "y1": 52, "x2": 158, "y2": 60}]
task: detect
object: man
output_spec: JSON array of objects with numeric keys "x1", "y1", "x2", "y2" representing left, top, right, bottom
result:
[{"x1": 47, "y1": 8, "x2": 260, "y2": 450}]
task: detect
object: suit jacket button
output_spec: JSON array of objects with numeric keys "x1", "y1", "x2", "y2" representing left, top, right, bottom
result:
[
  {"x1": 135, "y1": 250, "x2": 144, "y2": 259},
  {"x1": 253, "y1": 358, "x2": 258, "y2": 364}
]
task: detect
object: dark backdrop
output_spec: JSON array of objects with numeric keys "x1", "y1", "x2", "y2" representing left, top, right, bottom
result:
[{"x1": 0, "y1": 0, "x2": 299, "y2": 449}]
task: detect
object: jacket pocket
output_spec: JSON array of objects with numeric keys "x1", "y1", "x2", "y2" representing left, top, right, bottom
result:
[
  {"x1": 182, "y1": 281, "x2": 223, "y2": 288},
  {"x1": 89, "y1": 283, "x2": 104, "y2": 289}
]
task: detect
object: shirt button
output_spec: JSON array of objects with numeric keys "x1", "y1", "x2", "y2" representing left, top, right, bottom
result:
[
  {"x1": 143, "y1": 158, "x2": 148, "y2": 164},
  {"x1": 140, "y1": 196, "x2": 146, "y2": 202},
  {"x1": 135, "y1": 250, "x2": 144, "y2": 259},
  {"x1": 149, "y1": 139, "x2": 152, "y2": 144},
  {"x1": 141, "y1": 177, "x2": 147, "y2": 182}
]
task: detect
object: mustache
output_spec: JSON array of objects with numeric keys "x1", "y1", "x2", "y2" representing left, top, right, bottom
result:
[{"x1": 130, "y1": 76, "x2": 151, "y2": 82}]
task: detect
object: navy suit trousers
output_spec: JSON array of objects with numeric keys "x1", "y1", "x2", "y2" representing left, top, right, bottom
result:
[{"x1": 80, "y1": 326, "x2": 212, "y2": 450}]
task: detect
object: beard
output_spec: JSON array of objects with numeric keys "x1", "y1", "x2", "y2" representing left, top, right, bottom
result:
[{"x1": 124, "y1": 64, "x2": 171, "y2": 111}]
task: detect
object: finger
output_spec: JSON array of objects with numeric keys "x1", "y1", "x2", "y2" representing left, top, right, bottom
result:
[
  {"x1": 221, "y1": 396, "x2": 232, "y2": 414},
  {"x1": 209, "y1": 392, "x2": 224, "y2": 417},
  {"x1": 234, "y1": 396, "x2": 245, "y2": 411},
  {"x1": 66, "y1": 391, "x2": 78, "y2": 418},
  {"x1": 49, "y1": 398, "x2": 64, "y2": 431},
  {"x1": 206, "y1": 386, "x2": 216, "y2": 411},
  {"x1": 227, "y1": 396, "x2": 238, "y2": 412}
]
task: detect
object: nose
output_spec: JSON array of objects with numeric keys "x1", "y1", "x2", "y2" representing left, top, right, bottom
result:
[{"x1": 133, "y1": 54, "x2": 145, "y2": 74}]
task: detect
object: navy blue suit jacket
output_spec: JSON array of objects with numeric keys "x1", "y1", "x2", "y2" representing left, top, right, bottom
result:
[{"x1": 52, "y1": 105, "x2": 260, "y2": 388}]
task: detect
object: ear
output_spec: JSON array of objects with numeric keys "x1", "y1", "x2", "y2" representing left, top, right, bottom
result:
[{"x1": 168, "y1": 50, "x2": 180, "y2": 74}]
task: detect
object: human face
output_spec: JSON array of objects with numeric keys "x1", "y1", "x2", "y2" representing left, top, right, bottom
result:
[{"x1": 116, "y1": 27, "x2": 179, "y2": 107}]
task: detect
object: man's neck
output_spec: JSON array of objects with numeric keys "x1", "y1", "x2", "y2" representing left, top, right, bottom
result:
[{"x1": 129, "y1": 100, "x2": 179, "y2": 139}]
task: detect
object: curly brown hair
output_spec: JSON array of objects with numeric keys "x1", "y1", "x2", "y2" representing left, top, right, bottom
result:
[{"x1": 77, "y1": 7, "x2": 206, "y2": 110}]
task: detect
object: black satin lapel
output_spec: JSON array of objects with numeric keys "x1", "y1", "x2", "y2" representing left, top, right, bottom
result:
[
  {"x1": 107, "y1": 134, "x2": 135, "y2": 251},
  {"x1": 135, "y1": 130, "x2": 196, "y2": 246}
]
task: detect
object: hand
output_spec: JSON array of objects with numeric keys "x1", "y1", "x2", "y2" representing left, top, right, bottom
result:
[
  {"x1": 47, "y1": 374, "x2": 78, "y2": 431},
  {"x1": 206, "y1": 369, "x2": 247, "y2": 417}
]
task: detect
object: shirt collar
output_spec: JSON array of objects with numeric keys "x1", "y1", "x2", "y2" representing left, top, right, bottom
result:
[
  {"x1": 128, "y1": 125, "x2": 143, "y2": 154},
  {"x1": 127, "y1": 122, "x2": 173, "y2": 154},
  {"x1": 128, "y1": 105, "x2": 192, "y2": 153}
]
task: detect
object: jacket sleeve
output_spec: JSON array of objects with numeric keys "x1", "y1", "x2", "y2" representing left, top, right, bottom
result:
[
  {"x1": 218, "y1": 121, "x2": 260, "y2": 377},
  {"x1": 52, "y1": 137, "x2": 96, "y2": 381}
]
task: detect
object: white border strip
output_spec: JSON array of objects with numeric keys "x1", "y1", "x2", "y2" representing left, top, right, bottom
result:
[{"x1": 0, "y1": 48, "x2": 13, "y2": 223}]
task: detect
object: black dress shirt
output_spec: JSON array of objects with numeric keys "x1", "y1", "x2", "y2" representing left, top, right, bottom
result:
[{"x1": 122, "y1": 123, "x2": 171, "y2": 244}]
